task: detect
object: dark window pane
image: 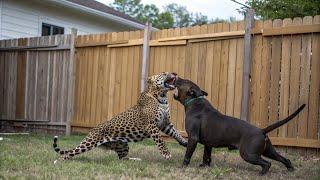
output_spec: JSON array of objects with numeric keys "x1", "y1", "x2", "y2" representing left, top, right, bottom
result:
[
  {"x1": 42, "y1": 23, "x2": 64, "y2": 36},
  {"x1": 53, "y1": 26, "x2": 64, "y2": 35},
  {"x1": 42, "y1": 24, "x2": 51, "y2": 36}
]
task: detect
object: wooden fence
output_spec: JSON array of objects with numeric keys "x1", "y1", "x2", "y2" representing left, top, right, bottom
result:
[
  {"x1": 0, "y1": 35, "x2": 73, "y2": 127},
  {"x1": 0, "y1": 15, "x2": 319, "y2": 152}
]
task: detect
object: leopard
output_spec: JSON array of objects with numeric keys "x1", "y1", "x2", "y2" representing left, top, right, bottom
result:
[{"x1": 53, "y1": 72, "x2": 187, "y2": 162}]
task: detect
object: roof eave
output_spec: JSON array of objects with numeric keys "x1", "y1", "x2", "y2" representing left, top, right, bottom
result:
[{"x1": 51, "y1": 0, "x2": 146, "y2": 30}]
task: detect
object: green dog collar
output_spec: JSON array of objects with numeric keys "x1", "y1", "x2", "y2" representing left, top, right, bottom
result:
[{"x1": 183, "y1": 96, "x2": 204, "y2": 107}]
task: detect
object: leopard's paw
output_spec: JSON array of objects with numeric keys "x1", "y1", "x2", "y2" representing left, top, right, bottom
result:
[
  {"x1": 179, "y1": 140, "x2": 188, "y2": 147},
  {"x1": 129, "y1": 157, "x2": 142, "y2": 161},
  {"x1": 162, "y1": 151, "x2": 171, "y2": 159}
]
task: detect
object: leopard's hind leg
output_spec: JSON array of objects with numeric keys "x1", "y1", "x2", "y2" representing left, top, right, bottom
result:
[{"x1": 102, "y1": 141, "x2": 129, "y2": 159}]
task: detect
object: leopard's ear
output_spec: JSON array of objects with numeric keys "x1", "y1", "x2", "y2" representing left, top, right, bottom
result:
[{"x1": 147, "y1": 77, "x2": 152, "y2": 84}]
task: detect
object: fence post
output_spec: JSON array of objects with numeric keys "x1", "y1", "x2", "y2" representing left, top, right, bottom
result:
[
  {"x1": 240, "y1": 9, "x2": 255, "y2": 121},
  {"x1": 66, "y1": 28, "x2": 77, "y2": 136},
  {"x1": 140, "y1": 22, "x2": 152, "y2": 92}
]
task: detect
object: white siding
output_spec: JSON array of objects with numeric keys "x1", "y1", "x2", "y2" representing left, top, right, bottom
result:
[
  {"x1": 0, "y1": 0, "x2": 3, "y2": 39},
  {"x1": 0, "y1": 0, "x2": 137, "y2": 40}
]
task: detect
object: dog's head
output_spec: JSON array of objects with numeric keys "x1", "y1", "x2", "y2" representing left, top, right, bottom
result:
[{"x1": 173, "y1": 77, "x2": 208, "y2": 105}]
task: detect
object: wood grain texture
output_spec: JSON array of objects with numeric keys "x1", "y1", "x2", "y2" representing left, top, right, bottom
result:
[
  {"x1": 287, "y1": 18, "x2": 302, "y2": 138},
  {"x1": 268, "y1": 19, "x2": 282, "y2": 137},
  {"x1": 308, "y1": 15, "x2": 320, "y2": 140}
]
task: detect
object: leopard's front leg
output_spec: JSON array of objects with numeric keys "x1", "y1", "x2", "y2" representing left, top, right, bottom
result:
[
  {"x1": 159, "y1": 113, "x2": 187, "y2": 147},
  {"x1": 147, "y1": 123, "x2": 171, "y2": 159},
  {"x1": 161, "y1": 122, "x2": 187, "y2": 147}
]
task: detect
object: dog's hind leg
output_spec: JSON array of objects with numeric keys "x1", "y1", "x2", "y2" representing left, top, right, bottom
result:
[
  {"x1": 262, "y1": 140, "x2": 294, "y2": 171},
  {"x1": 199, "y1": 145, "x2": 212, "y2": 167},
  {"x1": 241, "y1": 153, "x2": 271, "y2": 175}
]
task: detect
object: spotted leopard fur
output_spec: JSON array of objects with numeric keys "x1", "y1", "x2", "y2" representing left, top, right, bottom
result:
[{"x1": 53, "y1": 72, "x2": 187, "y2": 161}]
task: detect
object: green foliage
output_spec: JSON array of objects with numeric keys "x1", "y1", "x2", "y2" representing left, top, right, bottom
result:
[
  {"x1": 110, "y1": 0, "x2": 143, "y2": 18},
  {"x1": 240, "y1": 0, "x2": 320, "y2": 20},
  {"x1": 110, "y1": 0, "x2": 236, "y2": 29},
  {"x1": 192, "y1": 13, "x2": 209, "y2": 26},
  {"x1": 163, "y1": 3, "x2": 193, "y2": 28},
  {"x1": 110, "y1": 0, "x2": 174, "y2": 29}
]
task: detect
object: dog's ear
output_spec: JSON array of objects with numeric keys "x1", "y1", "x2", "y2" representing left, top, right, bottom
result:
[{"x1": 201, "y1": 90, "x2": 208, "y2": 96}]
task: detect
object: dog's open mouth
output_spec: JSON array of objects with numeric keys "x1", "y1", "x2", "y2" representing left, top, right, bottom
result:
[{"x1": 164, "y1": 76, "x2": 176, "y2": 90}]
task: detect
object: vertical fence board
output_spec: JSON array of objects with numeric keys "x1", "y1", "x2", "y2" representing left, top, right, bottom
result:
[
  {"x1": 212, "y1": 23, "x2": 223, "y2": 108},
  {"x1": 279, "y1": 18, "x2": 293, "y2": 137},
  {"x1": 269, "y1": 19, "x2": 282, "y2": 137},
  {"x1": 308, "y1": 15, "x2": 320, "y2": 140},
  {"x1": 234, "y1": 21, "x2": 245, "y2": 118},
  {"x1": 15, "y1": 38, "x2": 27, "y2": 119},
  {"x1": 288, "y1": 18, "x2": 302, "y2": 138},
  {"x1": 298, "y1": 16, "x2": 313, "y2": 139},
  {"x1": 249, "y1": 21, "x2": 263, "y2": 126},
  {"x1": 259, "y1": 20, "x2": 272, "y2": 128},
  {"x1": 0, "y1": 40, "x2": 5, "y2": 118},
  {"x1": 218, "y1": 23, "x2": 230, "y2": 114},
  {"x1": 226, "y1": 22, "x2": 238, "y2": 116}
]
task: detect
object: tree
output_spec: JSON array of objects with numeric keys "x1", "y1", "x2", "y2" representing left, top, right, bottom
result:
[
  {"x1": 109, "y1": 0, "x2": 237, "y2": 29},
  {"x1": 163, "y1": 3, "x2": 192, "y2": 28},
  {"x1": 191, "y1": 13, "x2": 209, "y2": 26},
  {"x1": 110, "y1": 0, "x2": 174, "y2": 29},
  {"x1": 155, "y1": 12, "x2": 174, "y2": 29},
  {"x1": 240, "y1": 0, "x2": 320, "y2": 19},
  {"x1": 109, "y1": 0, "x2": 143, "y2": 18}
]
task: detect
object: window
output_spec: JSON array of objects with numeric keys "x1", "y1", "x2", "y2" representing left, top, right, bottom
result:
[{"x1": 41, "y1": 23, "x2": 64, "y2": 36}]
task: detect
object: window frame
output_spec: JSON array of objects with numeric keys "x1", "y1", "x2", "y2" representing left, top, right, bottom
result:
[{"x1": 41, "y1": 23, "x2": 64, "y2": 36}]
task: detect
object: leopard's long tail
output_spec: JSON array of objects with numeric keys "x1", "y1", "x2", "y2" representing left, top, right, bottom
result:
[
  {"x1": 53, "y1": 135, "x2": 107, "y2": 162},
  {"x1": 53, "y1": 136, "x2": 67, "y2": 155}
]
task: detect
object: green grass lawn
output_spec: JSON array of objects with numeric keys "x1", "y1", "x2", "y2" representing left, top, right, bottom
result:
[{"x1": 0, "y1": 134, "x2": 319, "y2": 179}]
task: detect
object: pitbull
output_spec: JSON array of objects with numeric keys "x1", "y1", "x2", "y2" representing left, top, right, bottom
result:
[{"x1": 173, "y1": 77, "x2": 305, "y2": 175}]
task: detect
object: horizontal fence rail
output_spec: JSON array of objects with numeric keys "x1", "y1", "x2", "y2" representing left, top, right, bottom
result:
[{"x1": 0, "y1": 15, "x2": 319, "y2": 153}]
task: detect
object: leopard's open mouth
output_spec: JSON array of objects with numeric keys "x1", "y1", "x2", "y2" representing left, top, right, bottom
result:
[{"x1": 164, "y1": 74, "x2": 177, "y2": 90}]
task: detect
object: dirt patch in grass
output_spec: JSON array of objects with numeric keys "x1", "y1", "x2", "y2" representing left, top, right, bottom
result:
[{"x1": 0, "y1": 134, "x2": 319, "y2": 179}]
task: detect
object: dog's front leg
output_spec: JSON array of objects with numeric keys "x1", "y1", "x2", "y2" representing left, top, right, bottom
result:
[
  {"x1": 183, "y1": 138, "x2": 198, "y2": 167},
  {"x1": 199, "y1": 145, "x2": 212, "y2": 167}
]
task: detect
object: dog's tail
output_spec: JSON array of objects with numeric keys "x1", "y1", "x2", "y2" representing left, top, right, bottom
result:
[{"x1": 262, "y1": 104, "x2": 306, "y2": 134}]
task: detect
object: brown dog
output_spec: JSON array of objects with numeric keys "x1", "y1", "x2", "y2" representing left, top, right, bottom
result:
[{"x1": 173, "y1": 77, "x2": 305, "y2": 175}]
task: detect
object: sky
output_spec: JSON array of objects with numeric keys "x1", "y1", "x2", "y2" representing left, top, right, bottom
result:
[{"x1": 96, "y1": 0, "x2": 247, "y2": 20}]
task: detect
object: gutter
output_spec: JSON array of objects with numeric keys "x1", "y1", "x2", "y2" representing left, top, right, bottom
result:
[{"x1": 50, "y1": 0, "x2": 148, "y2": 30}]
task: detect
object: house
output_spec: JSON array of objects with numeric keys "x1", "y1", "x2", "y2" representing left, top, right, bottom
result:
[{"x1": 0, "y1": 0, "x2": 145, "y2": 40}]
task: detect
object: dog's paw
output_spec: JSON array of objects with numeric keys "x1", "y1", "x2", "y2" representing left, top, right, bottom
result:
[
  {"x1": 181, "y1": 163, "x2": 188, "y2": 168},
  {"x1": 199, "y1": 163, "x2": 210, "y2": 168},
  {"x1": 287, "y1": 167, "x2": 294, "y2": 172}
]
